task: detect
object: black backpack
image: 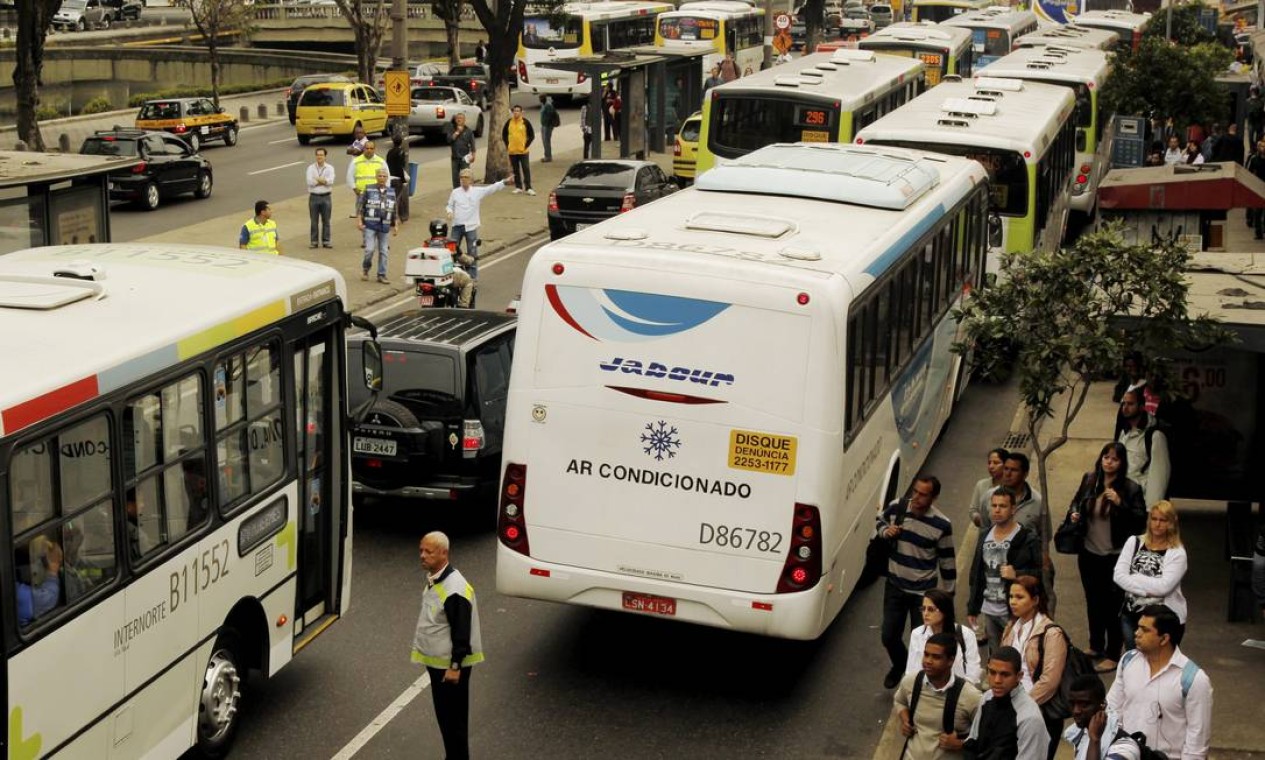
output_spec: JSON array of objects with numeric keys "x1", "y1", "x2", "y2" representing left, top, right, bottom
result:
[
  {"x1": 1034, "y1": 624, "x2": 1099, "y2": 721},
  {"x1": 907, "y1": 671, "x2": 967, "y2": 735},
  {"x1": 1112, "y1": 727, "x2": 1171, "y2": 760}
]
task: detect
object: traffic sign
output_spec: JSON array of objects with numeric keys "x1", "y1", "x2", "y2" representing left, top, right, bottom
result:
[
  {"x1": 775, "y1": 12, "x2": 791, "y2": 30},
  {"x1": 385, "y1": 70, "x2": 410, "y2": 117}
]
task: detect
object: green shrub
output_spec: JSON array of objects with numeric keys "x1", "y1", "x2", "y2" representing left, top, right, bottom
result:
[
  {"x1": 35, "y1": 101, "x2": 66, "y2": 121},
  {"x1": 79, "y1": 96, "x2": 114, "y2": 115}
]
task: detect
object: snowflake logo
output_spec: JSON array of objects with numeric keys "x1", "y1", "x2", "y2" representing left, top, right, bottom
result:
[{"x1": 641, "y1": 420, "x2": 681, "y2": 461}]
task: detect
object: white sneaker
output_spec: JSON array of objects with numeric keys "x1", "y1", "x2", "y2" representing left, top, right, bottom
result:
[
  {"x1": 526, "y1": 188, "x2": 537, "y2": 196},
  {"x1": 512, "y1": 188, "x2": 523, "y2": 194}
]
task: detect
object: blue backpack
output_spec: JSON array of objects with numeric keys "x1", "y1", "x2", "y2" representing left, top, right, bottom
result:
[{"x1": 1119, "y1": 650, "x2": 1201, "y2": 700}]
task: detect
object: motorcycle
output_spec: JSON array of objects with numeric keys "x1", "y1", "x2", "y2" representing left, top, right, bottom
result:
[{"x1": 404, "y1": 220, "x2": 477, "y2": 308}]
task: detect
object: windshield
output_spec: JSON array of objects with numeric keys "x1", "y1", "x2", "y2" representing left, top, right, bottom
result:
[
  {"x1": 299, "y1": 89, "x2": 345, "y2": 107},
  {"x1": 80, "y1": 138, "x2": 139, "y2": 157},
  {"x1": 971, "y1": 28, "x2": 1011, "y2": 58},
  {"x1": 61, "y1": 0, "x2": 86, "y2": 9},
  {"x1": 658, "y1": 15, "x2": 719, "y2": 42},
  {"x1": 1029, "y1": 79, "x2": 1092, "y2": 129},
  {"x1": 412, "y1": 87, "x2": 458, "y2": 101},
  {"x1": 449, "y1": 65, "x2": 485, "y2": 76},
  {"x1": 348, "y1": 348, "x2": 458, "y2": 412},
  {"x1": 710, "y1": 96, "x2": 839, "y2": 159},
  {"x1": 680, "y1": 117, "x2": 701, "y2": 142},
  {"x1": 522, "y1": 16, "x2": 582, "y2": 50},
  {"x1": 560, "y1": 163, "x2": 637, "y2": 189},
  {"x1": 914, "y1": 4, "x2": 966, "y2": 22},
  {"x1": 138, "y1": 102, "x2": 181, "y2": 120}
]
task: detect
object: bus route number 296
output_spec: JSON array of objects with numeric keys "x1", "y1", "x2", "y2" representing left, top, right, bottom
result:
[{"x1": 699, "y1": 523, "x2": 783, "y2": 553}]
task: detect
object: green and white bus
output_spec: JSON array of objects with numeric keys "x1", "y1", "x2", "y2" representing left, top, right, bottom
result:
[
  {"x1": 858, "y1": 22, "x2": 976, "y2": 87},
  {"x1": 0, "y1": 244, "x2": 379, "y2": 758},
  {"x1": 1014, "y1": 24, "x2": 1121, "y2": 53},
  {"x1": 973, "y1": 45, "x2": 1113, "y2": 219},
  {"x1": 697, "y1": 49, "x2": 925, "y2": 175},
  {"x1": 941, "y1": 6, "x2": 1039, "y2": 67},
  {"x1": 909, "y1": 0, "x2": 990, "y2": 24},
  {"x1": 856, "y1": 77, "x2": 1077, "y2": 271}
]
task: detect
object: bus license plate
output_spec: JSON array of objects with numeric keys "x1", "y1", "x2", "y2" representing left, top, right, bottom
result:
[
  {"x1": 622, "y1": 591, "x2": 676, "y2": 616},
  {"x1": 353, "y1": 437, "x2": 397, "y2": 456},
  {"x1": 801, "y1": 130, "x2": 829, "y2": 143},
  {"x1": 419, "y1": 294, "x2": 434, "y2": 306},
  {"x1": 545, "y1": 78, "x2": 560, "y2": 84}
]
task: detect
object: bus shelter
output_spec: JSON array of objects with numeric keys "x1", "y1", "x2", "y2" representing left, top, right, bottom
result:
[
  {"x1": 548, "y1": 46, "x2": 707, "y2": 160},
  {"x1": 0, "y1": 151, "x2": 135, "y2": 255}
]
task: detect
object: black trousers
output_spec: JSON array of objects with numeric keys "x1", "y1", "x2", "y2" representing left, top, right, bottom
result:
[
  {"x1": 1078, "y1": 550, "x2": 1124, "y2": 660},
  {"x1": 880, "y1": 581, "x2": 923, "y2": 670},
  {"x1": 510, "y1": 153, "x2": 532, "y2": 191},
  {"x1": 1043, "y1": 712, "x2": 1064, "y2": 760},
  {"x1": 427, "y1": 667, "x2": 472, "y2": 760}
]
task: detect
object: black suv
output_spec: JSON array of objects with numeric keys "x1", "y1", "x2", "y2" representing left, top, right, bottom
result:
[
  {"x1": 79, "y1": 129, "x2": 213, "y2": 211},
  {"x1": 347, "y1": 309, "x2": 515, "y2": 509}
]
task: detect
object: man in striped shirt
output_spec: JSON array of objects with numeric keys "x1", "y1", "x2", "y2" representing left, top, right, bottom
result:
[{"x1": 878, "y1": 475, "x2": 957, "y2": 689}]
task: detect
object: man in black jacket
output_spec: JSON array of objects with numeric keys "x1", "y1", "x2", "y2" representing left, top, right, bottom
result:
[
  {"x1": 967, "y1": 488, "x2": 1041, "y2": 655},
  {"x1": 965, "y1": 647, "x2": 1049, "y2": 760}
]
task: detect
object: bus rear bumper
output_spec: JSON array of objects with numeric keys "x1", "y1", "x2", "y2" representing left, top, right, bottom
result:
[
  {"x1": 495, "y1": 545, "x2": 828, "y2": 640},
  {"x1": 1070, "y1": 187, "x2": 1095, "y2": 214}
]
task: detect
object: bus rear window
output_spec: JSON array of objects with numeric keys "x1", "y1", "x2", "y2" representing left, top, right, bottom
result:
[
  {"x1": 523, "y1": 16, "x2": 582, "y2": 49},
  {"x1": 915, "y1": 5, "x2": 965, "y2": 23},
  {"x1": 659, "y1": 15, "x2": 718, "y2": 41},
  {"x1": 711, "y1": 96, "x2": 838, "y2": 159},
  {"x1": 971, "y1": 29, "x2": 1010, "y2": 58},
  {"x1": 869, "y1": 141, "x2": 1027, "y2": 216}
]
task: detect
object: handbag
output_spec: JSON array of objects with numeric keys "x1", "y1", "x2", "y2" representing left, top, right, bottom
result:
[
  {"x1": 1053, "y1": 474, "x2": 1093, "y2": 554},
  {"x1": 858, "y1": 499, "x2": 908, "y2": 588}
]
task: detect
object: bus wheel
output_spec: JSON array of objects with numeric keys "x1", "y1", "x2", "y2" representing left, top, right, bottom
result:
[{"x1": 195, "y1": 630, "x2": 244, "y2": 758}]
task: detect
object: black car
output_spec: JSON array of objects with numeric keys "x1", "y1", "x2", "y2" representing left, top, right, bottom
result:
[
  {"x1": 80, "y1": 129, "x2": 213, "y2": 211},
  {"x1": 347, "y1": 310, "x2": 516, "y2": 512},
  {"x1": 286, "y1": 73, "x2": 354, "y2": 124},
  {"x1": 547, "y1": 160, "x2": 678, "y2": 240},
  {"x1": 104, "y1": 0, "x2": 141, "y2": 20}
]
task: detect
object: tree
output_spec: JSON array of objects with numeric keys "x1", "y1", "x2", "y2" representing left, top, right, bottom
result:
[
  {"x1": 953, "y1": 224, "x2": 1230, "y2": 599},
  {"x1": 1101, "y1": 36, "x2": 1233, "y2": 135},
  {"x1": 431, "y1": 0, "x2": 464, "y2": 67},
  {"x1": 172, "y1": 0, "x2": 254, "y2": 108},
  {"x1": 1143, "y1": 1, "x2": 1216, "y2": 47},
  {"x1": 333, "y1": 0, "x2": 392, "y2": 84},
  {"x1": 798, "y1": 0, "x2": 827, "y2": 55},
  {"x1": 467, "y1": 0, "x2": 535, "y2": 182},
  {"x1": 13, "y1": 0, "x2": 61, "y2": 151}
]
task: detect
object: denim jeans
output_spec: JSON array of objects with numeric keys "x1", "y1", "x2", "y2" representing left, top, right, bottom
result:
[
  {"x1": 450, "y1": 225, "x2": 479, "y2": 279},
  {"x1": 308, "y1": 193, "x2": 331, "y2": 245},
  {"x1": 542, "y1": 125, "x2": 553, "y2": 160},
  {"x1": 362, "y1": 226, "x2": 390, "y2": 277}
]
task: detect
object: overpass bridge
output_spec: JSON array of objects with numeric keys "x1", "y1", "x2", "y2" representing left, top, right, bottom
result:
[{"x1": 249, "y1": 3, "x2": 487, "y2": 58}]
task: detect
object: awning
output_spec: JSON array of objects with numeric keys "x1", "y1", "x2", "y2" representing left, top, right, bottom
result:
[{"x1": 1098, "y1": 162, "x2": 1265, "y2": 211}]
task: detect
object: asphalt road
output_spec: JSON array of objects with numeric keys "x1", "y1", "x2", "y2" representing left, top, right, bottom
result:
[{"x1": 208, "y1": 241, "x2": 1020, "y2": 760}]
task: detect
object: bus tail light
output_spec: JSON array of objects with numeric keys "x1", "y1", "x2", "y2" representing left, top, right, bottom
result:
[
  {"x1": 776, "y1": 503, "x2": 822, "y2": 593},
  {"x1": 518, "y1": 61, "x2": 528, "y2": 83},
  {"x1": 498, "y1": 463, "x2": 530, "y2": 555},
  {"x1": 462, "y1": 419, "x2": 484, "y2": 456},
  {"x1": 620, "y1": 193, "x2": 636, "y2": 212},
  {"x1": 1079, "y1": 163, "x2": 1091, "y2": 174},
  {"x1": 548, "y1": 190, "x2": 559, "y2": 212}
]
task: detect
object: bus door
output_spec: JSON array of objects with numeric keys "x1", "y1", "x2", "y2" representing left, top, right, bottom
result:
[{"x1": 293, "y1": 330, "x2": 336, "y2": 629}]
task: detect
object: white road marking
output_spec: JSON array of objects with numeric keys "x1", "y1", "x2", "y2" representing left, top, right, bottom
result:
[
  {"x1": 358, "y1": 233, "x2": 546, "y2": 321},
  {"x1": 328, "y1": 669, "x2": 432, "y2": 760},
  {"x1": 247, "y1": 160, "x2": 304, "y2": 176},
  {"x1": 268, "y1": 135, "x2": 298, "y2": 144}
]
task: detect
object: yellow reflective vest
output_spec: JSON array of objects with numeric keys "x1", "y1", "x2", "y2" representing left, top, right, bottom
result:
[
  {"x1": 242, "y1": 217, "x2": 279, "y2": 255},
  {"x1": 351, "y1": 154, "x2": 387, "y2": 193},
  {"x1": 410, "y1": 567, "x2": 484, "y2": 669}
]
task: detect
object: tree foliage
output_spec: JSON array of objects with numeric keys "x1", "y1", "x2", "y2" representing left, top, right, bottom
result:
[
  {"x1": 12, "y1": 0, "x2": 62, "y2": 150},
  {"x1": 1141, "y1": 2, "x2": 1217, "y2": 48},
  {"x1": 333, "y1": 0, "x2": 392, "y2": 84},
  {"x1": 953, "y1": 224, "x2": 1231, "y2": 563},
  {"x1": 1101, "y1": 36, "x2": 1233, "y2": 132},
  {"x1": 172, "y1": 0, "x2": 254, "y2": 107}
]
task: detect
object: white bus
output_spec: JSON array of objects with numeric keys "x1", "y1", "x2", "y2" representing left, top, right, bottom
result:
[
  {"x1": 1071, "y1": 10, "x2": 1152, "y2": 53},
  {"x1": 1014, "y1": 24, "x2": 1121, "y2": 52},
  {"x1": 1032, "y1": 0, "x2": 1136, "y2": 29},
  {"x1": 973, "y1": 45, "x2": 1113, "y2": 219},
  {"x1": 495, "y1": 143, "x2": 990, "y2": 640},
  {"x1": 654, "y1": 0, "x2": 765, "y2": 84},
  {"x1": 516, "y1": 0, "x2": 674, "y2": 99},
  {"x1": 941, "y1": 6, "x2": 1039, "y2": 68},
  {"x1": 858, "y1": 22, "x2": 977, "y2": 87},
  {"x1": 0, "y1": 244, "x2": 378, "y2": 758},
  {"x1": 910, "y1": 0, "x2": 990, "y2": 24},
  {"x1": 856, "y1": 77, "x2": 1077, "y2": 268},
  {"x1": 696, "y1": 49, "x2": 926, "y2": 174}
]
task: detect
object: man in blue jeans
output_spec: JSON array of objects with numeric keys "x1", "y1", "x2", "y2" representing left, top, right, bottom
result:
[
  {"x1": 445, "y1": 168, "x2": 512, "y2": 280},
  {"x1": 356, "y1": 169, "x2": 399, "y2": 284}
]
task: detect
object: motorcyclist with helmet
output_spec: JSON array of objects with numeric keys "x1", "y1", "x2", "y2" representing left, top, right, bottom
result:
[{"x1": 425, "y1": 219, "x2": 476, "y2": 308}]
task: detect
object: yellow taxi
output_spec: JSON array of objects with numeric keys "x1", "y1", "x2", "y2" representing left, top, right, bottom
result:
[
  {"x1": 295, "y1": 82, "x2": 389, "y2": 145},
  {"x1": 134, "y1": 97, "x2": 239, "y2": 153},
  {"x1": 673, "y1": 111, "x2": 703, "y2": 186}
]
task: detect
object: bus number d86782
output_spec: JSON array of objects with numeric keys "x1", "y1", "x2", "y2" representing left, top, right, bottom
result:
[{"x1": 699, "y1": 523, "x2": 783, "y2": 553}]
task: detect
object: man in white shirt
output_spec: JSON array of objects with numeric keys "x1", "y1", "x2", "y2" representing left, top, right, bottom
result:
[
  {"x1": 1107, "y1": 605, "x2": 1212, "y2": 760},
  {"x1": 445, "y1": 169, "x2": 513, "y2": 280},
  {"x1": 1064, "y1": 674, "x2": 1141, "y2": 760},
  {"x1": 305, "y1": 148, "x2": 335, "y2": 249}
]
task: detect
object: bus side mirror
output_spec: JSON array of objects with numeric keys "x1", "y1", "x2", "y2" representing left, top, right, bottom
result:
[
  {"x1": 361, "y1": 341, "x2": 383, "y2": 393},
  {"x1": 987, "y1": 213, "x2": 1002, "y2": 249}
]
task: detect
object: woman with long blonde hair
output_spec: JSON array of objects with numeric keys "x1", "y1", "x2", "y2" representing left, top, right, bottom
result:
[{"x1": 1113, "y1": 500, "x2": 1188, "y2": 649}]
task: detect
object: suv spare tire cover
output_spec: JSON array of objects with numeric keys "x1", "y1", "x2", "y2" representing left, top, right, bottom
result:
[{"x1": 362, "y1": 398, "x2": 420, "y2": 428}]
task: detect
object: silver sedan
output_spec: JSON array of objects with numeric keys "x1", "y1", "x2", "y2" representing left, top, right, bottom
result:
[{"x1": 406, "y1": 86, "x2": 484, "y2": 142}]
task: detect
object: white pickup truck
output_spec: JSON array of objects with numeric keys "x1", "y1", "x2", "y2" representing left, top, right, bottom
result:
[{"x1": 406, "y1": 86, "x2": 485, "y2": 142}]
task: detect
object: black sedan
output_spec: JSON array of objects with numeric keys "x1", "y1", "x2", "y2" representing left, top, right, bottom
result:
[
  {"x1": 547, "y1": 160, "x2": 678, "y2": 240},
  {"x1": 80, "y1": 129, "x2": 213, "y2": 211}
]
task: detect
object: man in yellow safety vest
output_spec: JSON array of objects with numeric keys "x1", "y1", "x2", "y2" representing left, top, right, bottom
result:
[
  {"x1": 238, "y1": 200, "x2": 281, "y2": 255},
  {"x1": 347, "y1": 140, "x2": 388, "y2": 218}
]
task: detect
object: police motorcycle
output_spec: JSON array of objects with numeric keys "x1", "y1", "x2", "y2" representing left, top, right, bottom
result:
[{"x1": 404, "y1": 219, "x2": 476, "y2": 308}]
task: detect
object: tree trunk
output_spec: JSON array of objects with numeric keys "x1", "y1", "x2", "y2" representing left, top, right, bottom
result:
[
  {"x1": 14, "y1": 0, "x2": 54, "y2": 151},
  {"x1": 1029, "y1": 412, "x2": 1058, "y2": 616},
  {"x1": 482, "y1": 80, "x2": 512, "y2": 182},
  {"x1": 446, "y1": 19, "x2": 461, "y2": 66},
  {"x1": 209, "y1": 38, "x2": 222, "y2": 108},
  {"x1": 357, "y1": 26, "x2": 373, "y2": 83}
]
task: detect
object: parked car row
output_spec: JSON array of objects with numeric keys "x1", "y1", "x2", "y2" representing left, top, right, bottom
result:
[{"x1": 52, "y1": 0, "x2": 142, "y2": 31}]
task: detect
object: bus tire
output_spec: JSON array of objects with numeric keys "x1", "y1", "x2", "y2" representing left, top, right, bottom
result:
[{"x1": 194, "y1": 629, "x2": 245, "y2": 759}]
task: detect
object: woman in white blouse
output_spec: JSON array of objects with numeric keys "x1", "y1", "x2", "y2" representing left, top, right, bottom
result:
[
  {"x1": 1113, "y1": 499, "x2": 1189, "y2": 648},
  {"x1": 904, "y1": 589, "x2": 981, "y2": 684}
]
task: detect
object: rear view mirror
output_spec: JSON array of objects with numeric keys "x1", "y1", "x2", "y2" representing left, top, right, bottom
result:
[{"x1": 361, "y1": 340, "x2": 383, "y2": 393}]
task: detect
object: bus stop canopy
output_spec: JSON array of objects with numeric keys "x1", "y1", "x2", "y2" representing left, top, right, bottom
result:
[
  {"x1": 0, "y1": 151, "x2": 138, "y2": 188},
  {"x1": 1099, "y1": 162, "x2": 1265, "y2": 211}
]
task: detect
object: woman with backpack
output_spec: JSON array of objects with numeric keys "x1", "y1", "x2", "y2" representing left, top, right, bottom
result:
[
  {"x1": 904, "y1": 589, "x2": 982, "y2": 684},
  {"x1": 1001, "y1": 575, "x2": 1066, "y2": 760},
  {"x1": 1113, "y1": 500, "x2": 1189, "y2": 650},
  {"x1": 1064, "y1": 442, "x2": 1146, "y2": 675}
]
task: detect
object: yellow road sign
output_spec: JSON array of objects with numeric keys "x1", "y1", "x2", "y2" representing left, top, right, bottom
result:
[{"x1": 385, "y1": 70, "x2": 410, "y2": 117}]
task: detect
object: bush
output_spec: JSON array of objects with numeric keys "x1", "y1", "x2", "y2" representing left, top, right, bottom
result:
[
  {"x1": 79, "y1": 97, "x2": 114, "y2": 115},
  {"x1": 35, "y1": 102, "x2": 66, "y2": 121},
  {"x1": 126, "y1": 79, "x2": 293, "y2": 108}
]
